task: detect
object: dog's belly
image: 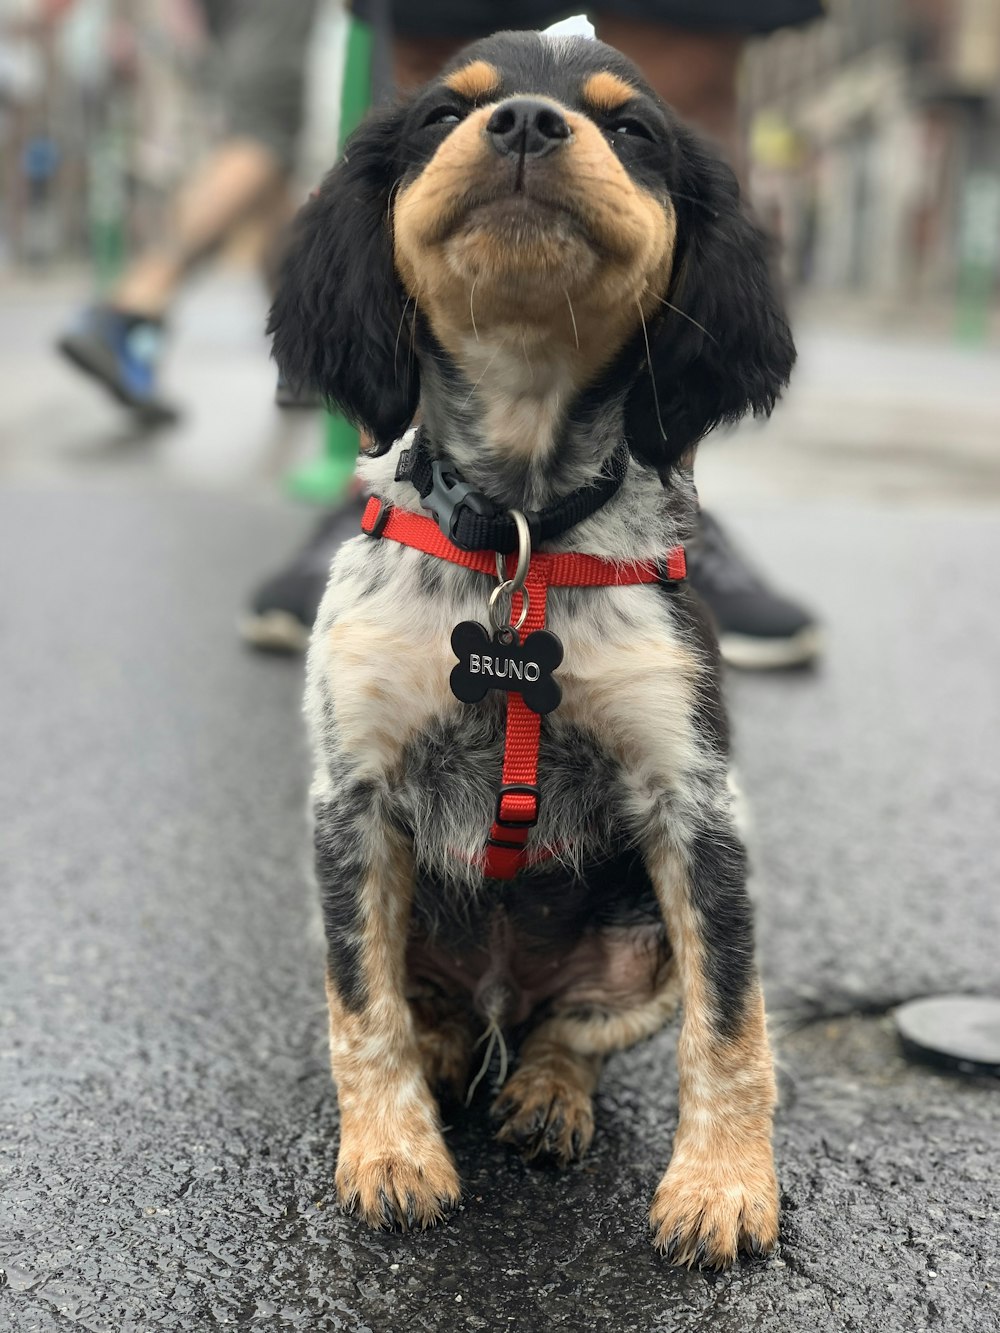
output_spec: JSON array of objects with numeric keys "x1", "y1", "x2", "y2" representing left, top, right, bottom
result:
[
  {"x1": 407, "y1": 846, "x2": 670, "y2": 1027},
  {"x1": 408, "y1": 919, "x2": 669, "y2": 1028}
]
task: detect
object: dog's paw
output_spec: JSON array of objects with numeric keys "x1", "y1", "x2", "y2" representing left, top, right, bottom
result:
[
  {"x1": 648, "y1": 1146, "x2": 779, "y2": 1269},
  {"x1": 335, "y1": 1135, "x2": 460, "y2": 1231},
  {"x1": 492, "y1": 1068, "x2": 595, "y2": 1166}
]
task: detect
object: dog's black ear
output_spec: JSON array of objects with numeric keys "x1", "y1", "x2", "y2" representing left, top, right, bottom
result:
[
  {"x1": 268, "y1": 106, "x2": 417, "y2": 454},
  {"x1": 625, "y1": 125, "x2": 796, "y2": 472}
]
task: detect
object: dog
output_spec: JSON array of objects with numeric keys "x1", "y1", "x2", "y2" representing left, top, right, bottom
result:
[{"x1": 268, "y1": 26, "x2": 795, "y2": 1268}]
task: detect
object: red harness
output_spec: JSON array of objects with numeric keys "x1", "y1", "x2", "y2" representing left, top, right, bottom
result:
[{"x1": 361, "y1": 495, "x2": 687, "y2": 880}]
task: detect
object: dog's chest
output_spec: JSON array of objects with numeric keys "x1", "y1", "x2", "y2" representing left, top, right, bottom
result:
[{"x1": 313, "y1": 539, "x2": 700, "y2": 886}]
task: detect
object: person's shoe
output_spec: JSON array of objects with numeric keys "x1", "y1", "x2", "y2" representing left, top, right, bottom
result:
[
  {"x1": 241, "y1": 489, "x2": 367, "y2": 652},
  {"x1": 687, "y1": 510, "x2": 822, "y2": 669},
  {"x1": 275, "y1": 373, "x2": 326, "y2": 409},
  {"x1": 57, "y1": 304, "x2": 179, "y2": 424}
]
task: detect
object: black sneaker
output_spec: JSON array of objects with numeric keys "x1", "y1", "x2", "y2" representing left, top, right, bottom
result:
[
  {"x1": 241, "y1": 490, "x2": 367, "y2": 652},
  {"x1": 687, "y1": 510, "x2": 822, "y2": 669},
  {"x1": 57, "y1": 304, "x2": 179, "y2": 424}
]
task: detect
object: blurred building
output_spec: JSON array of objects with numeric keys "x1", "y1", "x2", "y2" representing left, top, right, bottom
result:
[
  {"x1": 745, "y1": 0, "x2": 1000, "y2": 321},
  {"x1": 1, "y1": 0, "x2": 207, "y2": 272}
]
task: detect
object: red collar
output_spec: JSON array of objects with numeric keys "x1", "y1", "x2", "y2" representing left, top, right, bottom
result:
[{"x1": 361, "y1": 496, "x2": 687, "y2": 879}]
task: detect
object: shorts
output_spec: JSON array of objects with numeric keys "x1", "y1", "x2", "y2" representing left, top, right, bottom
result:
[
  {"x1": 199, "y1": 0, "x2": 320, "y2": 170},
  {"x1": 353, "y1": 1, "x2": 824, "y2": 39}
]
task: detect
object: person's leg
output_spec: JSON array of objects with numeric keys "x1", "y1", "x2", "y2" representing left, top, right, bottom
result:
[
  {"x1": 110, "y1": 141, "x2": 287, "y2": 319},
  {"x1": 59, "y1": 0, "x2": 316, "y2": 417}
]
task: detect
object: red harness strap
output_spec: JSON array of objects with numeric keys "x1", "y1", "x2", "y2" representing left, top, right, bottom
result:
[{"x1": 361, "y1": 496, "x2": 687, "y2": 879}]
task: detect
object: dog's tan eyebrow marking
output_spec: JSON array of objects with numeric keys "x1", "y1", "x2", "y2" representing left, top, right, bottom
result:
[
  {"x1": 445, "y1": 60, "x2": 502, "y2": 101},
  {"x1": 582, "y1": 71, "x2": 637, "y2": 115}
]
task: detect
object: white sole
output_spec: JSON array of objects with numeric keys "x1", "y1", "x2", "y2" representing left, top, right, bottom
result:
[
  {"x1": 718, "y1": 626, "x2": 823, "y2": 670},
  {"x1": 239, "y1": 611, "x2": 310, "y2": 653}
]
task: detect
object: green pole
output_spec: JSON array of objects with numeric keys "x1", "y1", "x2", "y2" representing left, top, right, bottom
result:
[
  {"x1": 955, "y1": 170, "x2": 1000, "y2": 346},
  {"x1": 286, "y1": 16, "x2": 374, "y2": 503},
  {"x1": 89, "y1": 99, "x2": 128, "y2": 290}
]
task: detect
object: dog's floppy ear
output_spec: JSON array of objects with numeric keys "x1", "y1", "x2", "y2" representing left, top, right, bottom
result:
[
  {"x1": 268, "y1": 106, "x2": 418, "y2": 454},
  {"x1": 625, "y1": 125, "x2": 796, "y2": 472}
]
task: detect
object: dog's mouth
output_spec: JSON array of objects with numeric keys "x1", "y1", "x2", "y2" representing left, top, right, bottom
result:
[{"x1": 438, "y1": 177, "x2": 599, "y2": 252}]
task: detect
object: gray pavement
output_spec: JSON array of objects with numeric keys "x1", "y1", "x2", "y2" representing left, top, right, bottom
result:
[{"x1": 2, "y1": 274, "x2": 999, "y2": 1331}]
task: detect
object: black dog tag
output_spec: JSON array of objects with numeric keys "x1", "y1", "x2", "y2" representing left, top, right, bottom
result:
[{"x1": 450, "y1": 621, "x2": 563, "y2": 715}]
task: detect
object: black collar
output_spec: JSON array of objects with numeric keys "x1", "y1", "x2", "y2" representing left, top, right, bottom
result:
[{"x1": 394, "y1": 428, "x2": 631, "y2": 554}]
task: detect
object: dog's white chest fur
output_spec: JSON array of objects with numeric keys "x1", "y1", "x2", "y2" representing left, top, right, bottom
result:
[{"x1": 306, "y1": 516, "x2": 713, "y2": 888}]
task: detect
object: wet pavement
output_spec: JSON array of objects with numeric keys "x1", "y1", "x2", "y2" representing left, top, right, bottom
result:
[{"x1": 2, "y1": 275, "x2": 999, "y2": 1331}]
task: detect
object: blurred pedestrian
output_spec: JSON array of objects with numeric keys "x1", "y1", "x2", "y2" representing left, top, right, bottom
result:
[
  {"x1": 245, "y1": 2, "x2": 823, "y2": 669},
  {"x1": 56, "y1": 0, "x2": 319, "y2": 422}
]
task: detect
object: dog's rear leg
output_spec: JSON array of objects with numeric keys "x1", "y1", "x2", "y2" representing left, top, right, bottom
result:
[
  {"x1": 316, "y1": 791, "x2": 460, "y2": 1230},
  {"x1": 409, "y1": 984, "x2": 478, "y2": 1107},
  {"x1": 492, "y1": 1026, "x2": 603, "y2": 1166},
  {"x1": 645, "y1": 825, "x2": 778, "y2": 1269}
]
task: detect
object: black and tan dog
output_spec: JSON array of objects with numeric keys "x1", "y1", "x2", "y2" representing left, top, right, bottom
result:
[{"x1": 269, "y1": 28, "x2": 795, "y2": 1268}]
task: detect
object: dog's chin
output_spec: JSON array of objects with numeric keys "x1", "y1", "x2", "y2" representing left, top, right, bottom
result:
[{"x1": 443, "y1": 196, "x2": 602, "y2": 299}]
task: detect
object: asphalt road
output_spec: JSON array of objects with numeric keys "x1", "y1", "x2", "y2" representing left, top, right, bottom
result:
[{"x1": 2, "y1": 278, "x2": 999, "y2": 1331}]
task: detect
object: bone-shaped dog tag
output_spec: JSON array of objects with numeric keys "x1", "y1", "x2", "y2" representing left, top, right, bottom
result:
[{"x1": 450, "y1": 621, "x2": 562, "y2": 715}]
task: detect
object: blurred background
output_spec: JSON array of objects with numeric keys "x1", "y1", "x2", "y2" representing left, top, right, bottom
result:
[{"x1": 2, "y1": 5, "x2": 999, "y2": 1327}]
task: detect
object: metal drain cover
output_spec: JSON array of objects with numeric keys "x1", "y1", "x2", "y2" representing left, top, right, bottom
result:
[{"x1": 895, "y1": 995, "x2": 1000, "y2": 1077}]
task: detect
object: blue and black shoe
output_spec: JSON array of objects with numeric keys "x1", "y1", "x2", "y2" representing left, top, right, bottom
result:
[{"x1": 57, "y1": 305, "x2": 178, "y2": 424}]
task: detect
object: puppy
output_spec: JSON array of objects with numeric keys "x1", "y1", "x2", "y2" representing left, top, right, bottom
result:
[{"x1": 269, "y1": 28, "x2": 795, "y2": 1268}]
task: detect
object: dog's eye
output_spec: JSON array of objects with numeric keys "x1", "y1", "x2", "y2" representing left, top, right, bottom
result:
[
  {"x1": 422, "y1": 105, "x2": 464, "y2": 129},
  {"x1": 608, "y1": 118, "x2": 654, "y2": 142}
]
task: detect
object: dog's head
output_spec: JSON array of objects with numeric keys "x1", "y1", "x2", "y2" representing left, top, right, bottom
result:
[{"x1": 269, "y1": 30, "x2": 795, "y2": 471}]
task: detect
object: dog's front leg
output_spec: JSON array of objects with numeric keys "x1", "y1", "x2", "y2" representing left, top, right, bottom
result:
[
  {"x1": 315, "y1": 790, "x2": 460, "y2": 1230},
  {"x1": 645, "y1": 824, "x2": 778, "y2": 1268}
]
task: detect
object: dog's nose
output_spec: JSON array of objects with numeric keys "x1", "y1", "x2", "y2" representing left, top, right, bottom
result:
[{"x1": 485, "y1": 98, "x2": 571, "y2": 159}]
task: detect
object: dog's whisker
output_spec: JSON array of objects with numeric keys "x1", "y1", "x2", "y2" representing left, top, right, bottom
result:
[
  {"x1": 386, "y1": 178, "x2": 402, "y2": 225},
  {"x1": 636, "y1": 298, "x2": 668, "y2": 442},
  {"x1": 564, "y1": 289, "x2": 580, "y2": 351},
  {"x1": 470, "y1": 277, "x2": 480, "y2": 343},
  {"x1": 648, "y1": 290, "x2": 718, "y2": 344},
  {"x1": 667, "y1": 190, "x2": 722, "y2": 218},
  {"x1": 393, "y1": 295, "x2": 415, "y2": 382},
  {"x1": 406, "y1": 285, "x2": 424, "y2": 375}
]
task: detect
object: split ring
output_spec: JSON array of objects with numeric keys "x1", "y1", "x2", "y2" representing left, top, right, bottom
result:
[{"x1": 489, "y1": 580, "x2": 530, "y2": 633}]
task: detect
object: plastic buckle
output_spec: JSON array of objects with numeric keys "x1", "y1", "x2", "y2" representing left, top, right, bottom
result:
[
  {"x1": 421, "y1": 461, "x2": 495, "y2": 549},
  {"x1": 495, "y1": 784, "x2": 540, "y2": 829},
  {"x1": 362, "y1": 497, "x2": 392, "y2": 538}
]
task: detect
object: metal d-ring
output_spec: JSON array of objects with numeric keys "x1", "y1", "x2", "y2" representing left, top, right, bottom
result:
[{"x1": 489, "y1": 510, "x2": 532, "y2": 633}]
